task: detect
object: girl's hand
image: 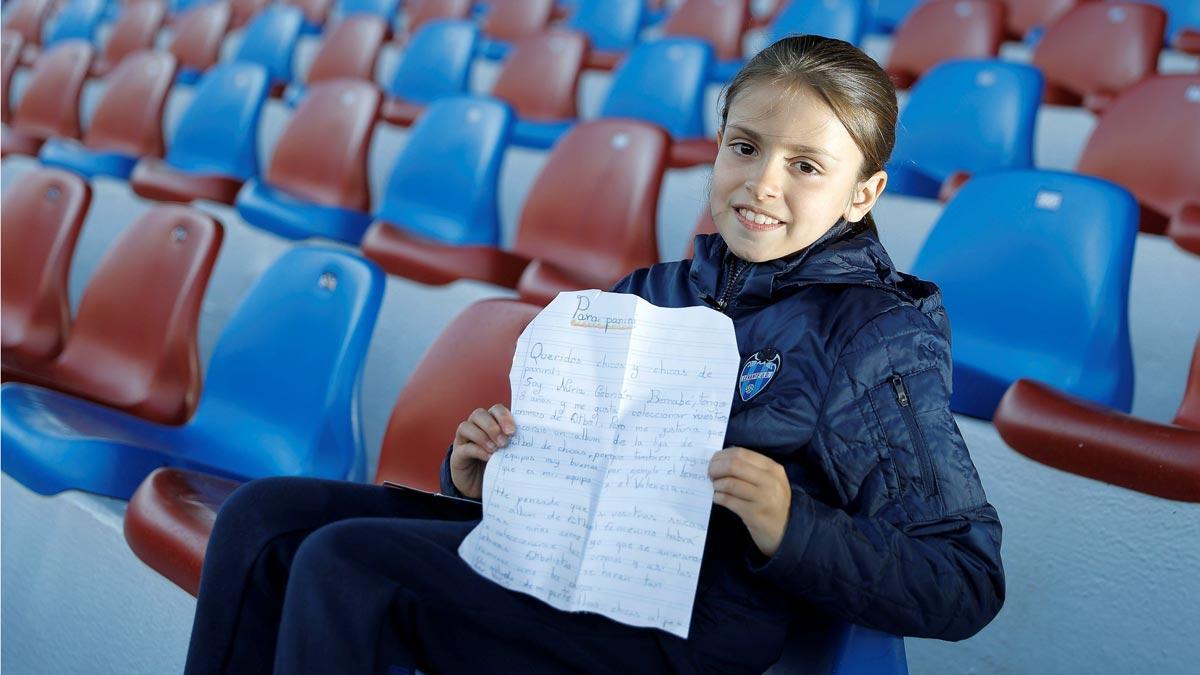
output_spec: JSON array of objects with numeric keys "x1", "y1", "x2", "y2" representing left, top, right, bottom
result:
[
  {"x1": 708, "y1": 446, "x2": 792, "y2": 557},
  {"x1": 450, "y1": 404, "x2": 516, "y2": 499}
]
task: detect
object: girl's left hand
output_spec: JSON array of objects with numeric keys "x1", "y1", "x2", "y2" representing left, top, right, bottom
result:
[{"x1": 708, "y1": 447, "x2": 792, "y2": 557}]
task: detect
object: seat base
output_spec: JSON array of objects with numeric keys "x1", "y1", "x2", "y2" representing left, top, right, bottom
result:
[
  {"x1": 668, "y1": 137, "x2": 718, "y2": 168},
  {"x1": 477, "y1": 38, "x2": 511, "y2": 60},
  {"x1": 235, "y1": 179, "x2": 373, "y2": 244},
  {"x1": 380, "y1": 97, "x2": 424, "y2": 126},
  {"x1": 1, "y1": 124, "x2": 48, "y2": 158},
  {"x1": 130, "y1": 157, "x2": 245, "y2": 205},
  {"x1": 515, "y1": 258, "x2": 616, "y2": 307},
  {"x1": 584, "y1": 49, "x2": 624, "y2": 71},
  {"x1": 361, "y1": 221, "x2": 530, "y2": 287},
  {"x1": 38, "y1": 137, "x2": 139, "y2": 180},
  {"x1": 510, "y1": 118, "x2": 573, "y2": 149},
  {"x1": 882, "y1": 162, "x2": 942, "y2": 200},
  {"x1": 1167, "y1": 203, "x2": 1200, "y2": 256}
]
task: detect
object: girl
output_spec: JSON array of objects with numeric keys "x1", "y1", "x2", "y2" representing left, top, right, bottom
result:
[{"x1": 186, "y1": 35, "x2": 1004, "y2": 674}]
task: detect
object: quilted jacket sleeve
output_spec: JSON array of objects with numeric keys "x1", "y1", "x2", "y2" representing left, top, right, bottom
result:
[{"x1": 750, "y1": 304, "x2": 1005, "y2": 641}]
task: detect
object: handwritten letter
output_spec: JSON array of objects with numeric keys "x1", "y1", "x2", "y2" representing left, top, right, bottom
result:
[{"x1": 458, "y1": 290, "x2": 739, "y2": 638}]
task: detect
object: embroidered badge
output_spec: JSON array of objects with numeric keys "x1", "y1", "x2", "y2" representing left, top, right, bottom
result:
[{"x1": 739, "y1": 348, "x2": 781, "y2": 401}]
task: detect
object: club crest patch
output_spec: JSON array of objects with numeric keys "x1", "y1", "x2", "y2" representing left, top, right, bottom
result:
[{"x1": 739, "y1": 348, "x2": 781, "y2": 401}]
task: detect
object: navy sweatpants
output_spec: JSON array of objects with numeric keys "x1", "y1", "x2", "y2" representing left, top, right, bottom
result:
[{"x1": 183, "y1": 477, "x2": 692, "y2": 674}]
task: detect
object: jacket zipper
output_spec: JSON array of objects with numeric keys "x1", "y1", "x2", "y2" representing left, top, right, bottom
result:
[
  {"x1": 710, "y1": 259, "x2": 750, "y2": 313},
  {"x1": 892, "y1": 374, "x2": 935, "y2": 494}
]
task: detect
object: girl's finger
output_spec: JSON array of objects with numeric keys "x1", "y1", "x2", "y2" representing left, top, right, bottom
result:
[
  {"x1": 456, "y1": 420, "x2": 497, "y2": 452},
  {"x1": 709, "y1": 450, "x2": 774, "y2": 486},
  {"x1": 468, "y1": 408, "x2": 506, "y2": 447},
  {"x1": 712, "y1": 476, "x2": 760, "y2": 501},
  {"x1": 490, "y1": 403, "x2": 517, "y2": 436}
]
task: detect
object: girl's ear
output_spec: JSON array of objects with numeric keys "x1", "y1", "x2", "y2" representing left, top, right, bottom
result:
[{"x1": 845, "y1": 170, "x2": 887, "y2": 223}]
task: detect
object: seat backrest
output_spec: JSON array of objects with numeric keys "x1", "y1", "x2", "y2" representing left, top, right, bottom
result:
[
  {"x1": 43, "y1": 0, "x2": 106, "y2": 47},
  {"x1": 770, "y1": 0, "x2": 868, "y2": 46},
  {"x1": 84, "y1": 50, "x2": 177, "y2": 157},
  {"x1": 232, "y1": 4, "x2": 303, "y2": 85},
  {"x1": 662, "y1": 0, "x2": 749, "y2": 61},
  {"x1": 376, "y1": 96, "x2": 512, "y2": 245},
  {"x1": 265, "y1": 79, "x2": 379, "y2": 210},
  {"x1": 482, "y1": 0, "x2": 554, "y2": 42},
  {"x1": 405, "y1": 0, "x2": 472, "y2": 37},
  {"x1": 168, "y1": 1, "x2": 231, "y2": 73},
  {"x1": 229, "y1": 0, "x2": 271, "y2": 29},
  {"x1": 491, "y1": 29, "x2": 586, "y2": 121},
  {"x1": 189, "y1": 246, "x2": 384, "y2": 481},
  {"x1": 1001, "y1": 0, "x2": 1085, "y2": 40},
  {"x1": 891, "y1": 59, "x2": 1042, "y2": 182},
  {"x1": 2, "y1": 0, "x2": 54, "y2": 45},
  {"x1": 911, "y1": 169, "x2": 1138, "y2": 412},
  {"x1": 1, "y1": 29, "x2": 22, "y2": 123},
  {"x1": 0, "y1": 169, "x2": 91, "y2": 361},
  {"x1": 886, "y1": 0, "x2": 1005, "y2": 84},
  {"x1": 52, "y1": 205, "x2": 223, "y2": 424},
  {"x1": 166, "y1": 62, "x2": 269, "y2": 180},
  {"x1": 1076, "y1": 75, "x2": 1200, "y2": 231},
  {"x1": 598, "y1": 37, "x2": 711, "y2": 139},
  {"x1": 1175, "y1": 337, "x2": 1200, "y2": 429},
  {"x1": 1032, "y1": 2, "x2": 1165, "y2": 107},
  {"x1": 100, "y1": 1, "x2": 166, "y2": 70},
  {"x1": 386, "y1": 19, "x2": 477, "y2": 104},
  {"x1": 281, "y1": 0, "x2": 333, "y2": 28},
  {"x1": 305, "y1": 15, "x2": 385, "y2": 85},
  {"x1": 566, "y1": 0, "x2": 643, "y2": 51},
  {"x1": 11, "y1": 40, "x2": 94, "y2": 141},
  {"x1": 514, "y1": 119, "x2": 667, "y2": 281},
  {"x1": 870, "y1": 0, "x2": 923, "y2": 33},
  {"x1": 374, "y1": 299, "x2": 540, "y2": 490}
]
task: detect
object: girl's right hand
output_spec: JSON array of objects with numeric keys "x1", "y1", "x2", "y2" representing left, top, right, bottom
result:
[{"x1": 450, "y1": 404, "x2": 516, "y2": 499}]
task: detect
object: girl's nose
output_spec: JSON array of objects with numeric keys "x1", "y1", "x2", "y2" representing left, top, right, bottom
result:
[{"x1": 745, "y1": 162, "x2": 783, "y2": 201}]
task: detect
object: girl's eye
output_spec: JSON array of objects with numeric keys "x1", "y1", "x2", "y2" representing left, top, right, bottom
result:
[
  {"x1": 731, "y1": 142, "x2": 756, "y2": 157},
  {"x1": 793, "y1": 161, "x2": 819, "y2": 175}
]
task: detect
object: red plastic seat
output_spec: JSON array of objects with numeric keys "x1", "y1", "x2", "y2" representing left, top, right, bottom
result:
[
  {"x1": 124, "y1": 298, "x2": 540, "y2": 595},
  {"x1": 5, "y1": 205, "x2": 223, "y2": 425},
  {"x1": 402, "y1": 0, "x2": 471, "y2": 40},
  {"x1": 1, "y1": 40, "x2": 94, "y2": 157},
  {"x1": 0, "y1": 169, "x2": 92, "y2": 370},
  {"x1": 686, "y1": 206, "x2": 718, "y2": 258},
  {"x1": 999, "y1": 0, "x2": 1087, "y2": 40},
  {"x1": 1, "y1": 30, "x2": 22, "y2": 123},
  {"x1": 1032, "y1": 2, "x2": 1166, "y2": 114},
  {"x1": 61, "y1": 50, "x2": 177, "y2": 160},
  {"x1": 3, "y1": 0, "x2": 53, "y2": 55},
  {"x1": 303, "y1": 15, "x2": 386, "y2": 87},
  {"x1": 91, "y1": 0, "x2": 166, "y2": 77},
  {"x1": 230, "y1": 0, "x2": 270, "y2": 29},
  {"x1": 482, "y1": 0, "x2": 553, "y2": 42},
  {"x1": 1076, "y1": 75, "x2": 1200, "y2": 236},
  {"x1": 361, "y1": 119, "x2": 668, "y2": 305},
  {"x1": 885, "y1": 0, "x2": 1006, "y2": 89},
  {"x1": 994, "y1": 337, "x2": 1200, "y2": 502},
  {"x1": 491, "y1": 29, "x2": 586, "y2": 123},
  {"x1": 661, "y1": 0, "x2": 750, "y2": 62},
  {"x1": 168, "y1": 1, "x2": 231, "y2": 78}
]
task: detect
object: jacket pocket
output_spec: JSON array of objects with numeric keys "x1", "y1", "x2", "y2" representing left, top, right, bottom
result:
[{"x1": 866, "y1": 368, "x2": 943, "y2": 507}]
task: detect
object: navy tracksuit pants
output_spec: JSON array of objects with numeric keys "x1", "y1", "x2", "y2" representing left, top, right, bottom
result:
[{"x1": 183, "y1": 477, "x2": 691, "y2": 674}]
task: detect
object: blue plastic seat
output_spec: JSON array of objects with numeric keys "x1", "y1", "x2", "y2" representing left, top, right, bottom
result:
[
  {"x1": 1148, "y1": 0, "x2": 1200, "y2": 48},
  {"x1": 373, "y1": 96, "x2": 512, "y2": 246},
  {"x1": 42, "y1": 0, "x2": 105, "y2": 48},
  {"x1": 887, "y1": 59, "x2": 1042, "y2": 199},
  {"x1": 567, "y1": 0, "x2": 644, "y2": 69},
  {"x1": 130, "y1": 62, "x2": 269, "y2": 204},
  {"x1": 767, "y1": 617, "x2": 907, "y2": 674},
  {"x1": 338, "y1": 0, "x2": 399, "y2": 26},
  {"x1": 231, "y1": 4, "x2": 304, "y2": 88},
  {"x1": 771, "y1": 0, "x2": 868, "y2": 45},
  {"x1": 867, "y1": 0, "x2": 922, "y2": 34},
  {"x1": 0, "y1": 246, "x2": 385, "y2": 498},
  {"x1": 910, "y1": 170, "x2": 1138, "y2": 419},
  {"x1": 379, "y1": 19, "x2": 478, "y2": 126}
]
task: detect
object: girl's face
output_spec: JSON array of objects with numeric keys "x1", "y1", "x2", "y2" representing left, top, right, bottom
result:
[{"x1": 710, "y1": 82, "x2": 887, "y2": 263}]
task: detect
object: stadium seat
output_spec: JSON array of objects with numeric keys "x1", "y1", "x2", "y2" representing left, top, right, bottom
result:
[
  {"x1": 911, "y1": 170, "x2": 1139, "y2": 419},
  {"x1": 231, "y1": 4, "x2": 304, "y2": 92},
  {"x1": 0, "y1": 170, "x2": 92, "y2": 371},
  {"x1": 477, "y1": 0, "x2": 554, "y2": 60},
  {"x1": 2, "y1": 205, "x2": 222, "y2": 426},
  {"x1": 885, "y1": 0, "x2": 1006, "y2": 89},
  {"x1": 284, "y1": 15, "x2": 386, "y2": 106},
  {"x1": 229, "y1": 0, "x2": 271, "y2": 29},
  {"x1": 0, "y1": 246, "x2": 385, "y2": 498},
  {"x1": 338, "y1": 0, "x2": 400, "y2": 31},
  {"x1": 402, "y1": 0, "x2": 472, "y2": 40},
  {"x1": 490, "y1": 29, "x2": 586, "y2": 149},
  {"x1": 661, "y1": 0, "x2": 750, "y2": 83},
  {"x1": 91, "y1": 0, "x2": 166, "y2": 77},
  {"x1": 1076, "y1": 75, "x2": 1200, "y2": 237},
  {"x1": 236, "y1": 79, "x2": 380, "y2": 243},
  {"x1": 1168, "y1": 204, "x2": 1200, "y2": 256},
  {"x1": 768, "y1": 0, "x2": 869, "y2": 46},
  {"x1": 1031, "y1": 2, "x2": 1166, "y2": 114},
  {"x1": 362, "y1": 119, "x2": 667, "y2": 304},
  {"x1": 1151, "y1": 0, "x2": 1200, "y2": 54},
  {"x1": 123, "y1": 297, "x2": 537, "y2": 596},
  {"x1": 868, "y1": 0, "x2": 922, "y2": 34},
  {"x1": 131, "y1": 62, "x2": 269, "y2": 205},
  {"x1": 887, "y1": 59, "x2": 1042, "y2": 200},
  {"x1": 993, "y1": 335, "x2": 1200, "y2": 503},
  {"x1": 379, "y1": 19, "x2": 477, "y2": 126},
  {"x1": 2, "y1": 0, "x2": 53, "y2": 50},
  {"x1": 999, "y1": 0, "x2": 1086, "y2": 42},
  {"x1": 598, "y1": 38, "x2": 717, "y2": 168},
  {"x1": 567, "y1": 0, "x2": 644, "y2": 71},
  {"x1": 19, "y1": 0, "x2": 104, "y2": 64},
  {"x1": 168, "y1": 1, "x2": 232, "y2": 85},
  {"x1": 1, "y1": 40, "x2": 93, "y2": 158},
  {"x1": 363, "y1": 96, "x2": 511, "y2": 256},
  {"x1": 1, "y1": 30, "x2": 21, "y2": 123},
  {"x1": 38, "y1": 51, "x2": 177, "y2": 180},
  {"x1": 282, "y1": 0, "x2": 334, "y2": 33}
]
